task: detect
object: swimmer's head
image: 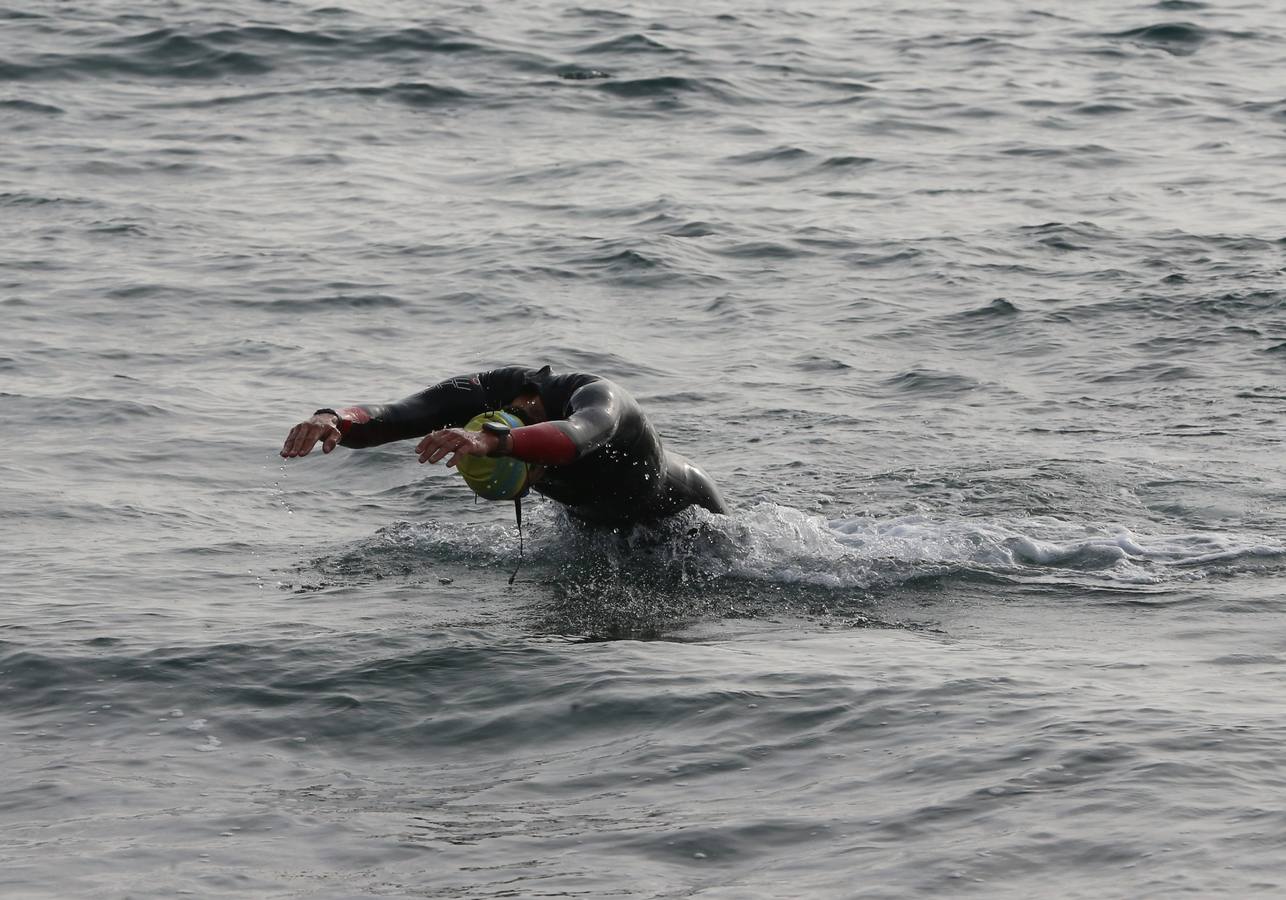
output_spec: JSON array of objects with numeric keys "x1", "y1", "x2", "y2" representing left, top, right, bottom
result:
[{"x1": 456, "y1": 410, "x2": 529, "y2": 501}]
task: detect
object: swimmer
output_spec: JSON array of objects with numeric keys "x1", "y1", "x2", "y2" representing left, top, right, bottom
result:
[{"x1": 279, "y1": 365, "x2": 727, "y2": 527}]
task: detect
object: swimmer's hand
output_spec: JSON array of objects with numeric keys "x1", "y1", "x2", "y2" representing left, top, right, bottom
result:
[
  {"x1": 280, "y1": 413, "x2": 342, "y2": 458},
  {"x1": 416, "y1": 427, "x2": 501, "y2": 467}
]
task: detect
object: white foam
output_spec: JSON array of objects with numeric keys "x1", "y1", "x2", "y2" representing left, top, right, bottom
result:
[
  {"x1": 727, "y1": 505, "x2": 1286, "y2": 588},
  {"x1": 370, "y1": 501, "x2": 1284, "y2": 591}
]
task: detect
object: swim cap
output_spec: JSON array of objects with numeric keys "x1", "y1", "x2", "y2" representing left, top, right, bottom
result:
[{"x1": 456, "y1": 411, "x2": 528, "y2": 500}]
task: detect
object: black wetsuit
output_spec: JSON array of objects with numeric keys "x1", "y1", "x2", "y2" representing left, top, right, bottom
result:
[{"x1": 336, "y1": 365, "x2": 727, "y2": 527}]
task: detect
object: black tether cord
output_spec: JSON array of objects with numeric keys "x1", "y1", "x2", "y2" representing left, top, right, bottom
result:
[{"x1": 508, "y1": 496, "x2": 524, "y2": 584}]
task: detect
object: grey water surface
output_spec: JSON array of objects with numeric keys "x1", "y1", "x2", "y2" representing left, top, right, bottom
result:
[{"x1": 4, "y1": 0, "x2": 1286, "y2": 897}]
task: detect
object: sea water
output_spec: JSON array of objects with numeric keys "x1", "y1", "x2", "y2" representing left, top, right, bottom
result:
[{"x1": 3, "y1": 1, "x2": 1286, "y2": 896}]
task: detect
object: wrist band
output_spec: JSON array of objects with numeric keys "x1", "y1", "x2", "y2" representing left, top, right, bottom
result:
[{"x1": 312, "y1": 408, "x2": 349, "y2": 435}]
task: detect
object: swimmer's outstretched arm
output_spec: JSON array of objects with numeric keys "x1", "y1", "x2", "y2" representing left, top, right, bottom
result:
[
  {"x1": 412, "y1": 379, "x2": 624, "y2": 467},
  {"x1": 279, "y1": 366, "x2": 538, "y2": 459}
]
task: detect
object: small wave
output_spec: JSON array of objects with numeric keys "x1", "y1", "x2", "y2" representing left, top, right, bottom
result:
[
  {"x1": 6, "y1": 632, "x2": 891, "y2": 753},
  {"x1": 106, "y1": 23, "x2": 485, "y2": 56},
  {"x1": 880, "y1": 368, "x2": 982, "y2": 396},
  {"x1": 725, "y1": 146, "x2": 814, "y2": 165},
  {"x1": 999, "y1": 143, "x2": 1127, "y2": 166},
  {"x1": 817, "y1": 155, "x2": 877, "y2": 170},
  {"x1": 862, "y1": 116, "x2": 958, "y2": 136},
  {"x1": 233, "y1": 292, "x2": 405, "y2": 311},
  {"x1": 482, "y1": 157, "x2": 624, "y2": 187},
  {"x1": 557, "y1": 67, "x2": 611, "y2": 80},
  {"x1": 358, "y1": 27, "x2": 485, "y2": 54},
  {"x1": 1019, "y1": 220, "x2": 1112, "y2": 238},
  {"x1": 957, "y1": 297, "x2": 1020, "y2": 318},
  {"x1": 106, "y1": 283, "x2": 170, "y2": 299},
  {"x1": 2, "y1": 22, "x2": 514, "y2": 83},
  {"x1": 578, "y1": 33, "x2": 680, "y2": 55},
  {"x1": 597, "y1": 76, "x2": 739, "y2": 104},
  {"x1": 17, "y1": 49, "x2": 269, "y2": 81},
  {"x1": 800, "y1": 78, "x2": 877, "y2": 94},
  {"x1": 1102, "y1": 22, "x2": 1237, "y2": 56},
  {"x1": 1109, "y1": 22, "x2": 1207, "y2": 44},
  {"x1": 0, "y1": 394, "x2": 171, "y2": 424},
  {"x1": 793, "y1": 355, "x2": 852, "y2": 372},
  {"x1": 840, "y1": 246, "x2": 923, "y2": 267},
  {"x1": 665, "y1": 221, "x2": 718, "y2": 238},
  {"x1": 569, "y1": 7, "x2": 636, "y2": 21},
  {"x1": 87, "y1": 219, "x2": 153, "y2": 237},
  {"x1": 350, "y1": 81, "x2": 469, "y2": 107},
  {"x1": 0, "y1": 99, "x2": 62, "y2": 114},
  {"x1": 1090, "y1": 362, "x2": 1201, "y2": 383},
  {"x1": 583, "y1": 248, "x2": 659, "y2": 270},
  {"x1": 200, "y1": 24, "x2": 343, "y2": 49},
  {"x1": 154, "y1": 81, "x2": 468, "y2": 110},
  {"x1": 1073, "y1": 102, "x2": 1135, "y2": 116},
  {"x1": 0, "y1": 191, "x2": 91, "y2": 207},
  {"x1": 43, "y1": 28, "x2": 276, "y2": 80},
  {"x1": 564, "y1": 243, "x2": 720, "y2": 287},
  {"x1": 1197, "y1": 290, "x2": 1284, "y2": 316},
  {"x1": 1018, "y1": 220, "x2": 1113, "y2": 251},
  {"x1": 715, "y1": 241, "x2": 807, "y2": 260}
]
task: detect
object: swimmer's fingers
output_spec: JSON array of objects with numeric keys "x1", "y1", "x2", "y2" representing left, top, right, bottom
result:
[
  {"x1": 280, "y1": 424, "x2": 303, "y2": 458},
  {"x1": 445, "y1": 432, "x2": 493, "y2": 467},
  {"x1": 418, "y1": 429, "x2": 488, "y2": 465},
  {"x1": 281, "y1": 420, "x2": 339, "y2": 458},
  {"x1": 417, "y1": 429, "x2": 463, "y2": 465},
  {"x1": 310, "y1": 414, "x2": 342, "y2": 455},
  {"x1": 293, "y1": 425, "x2": 321, "y2": 458},
  {"x1": 281, "y1": 423, "x2": 318, "y2": 458}
]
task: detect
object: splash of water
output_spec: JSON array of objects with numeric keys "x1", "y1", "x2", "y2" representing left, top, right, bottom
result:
[{"x1": 356, "y1": 501, "x2": 1283, "y2": 591}]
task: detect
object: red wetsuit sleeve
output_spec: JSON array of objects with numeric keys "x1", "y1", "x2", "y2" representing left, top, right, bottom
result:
[
  {"x1": 334, "y1": 406, "x2": 371, "y2": 435},
  {"x1": 509, "y1": 423, "x2": 578, "y2": 465}
]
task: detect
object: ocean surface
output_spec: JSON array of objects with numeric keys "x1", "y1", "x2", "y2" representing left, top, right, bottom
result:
[{"x1": 4, "y1": 0, "x2": 1286, "y2": 896}]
